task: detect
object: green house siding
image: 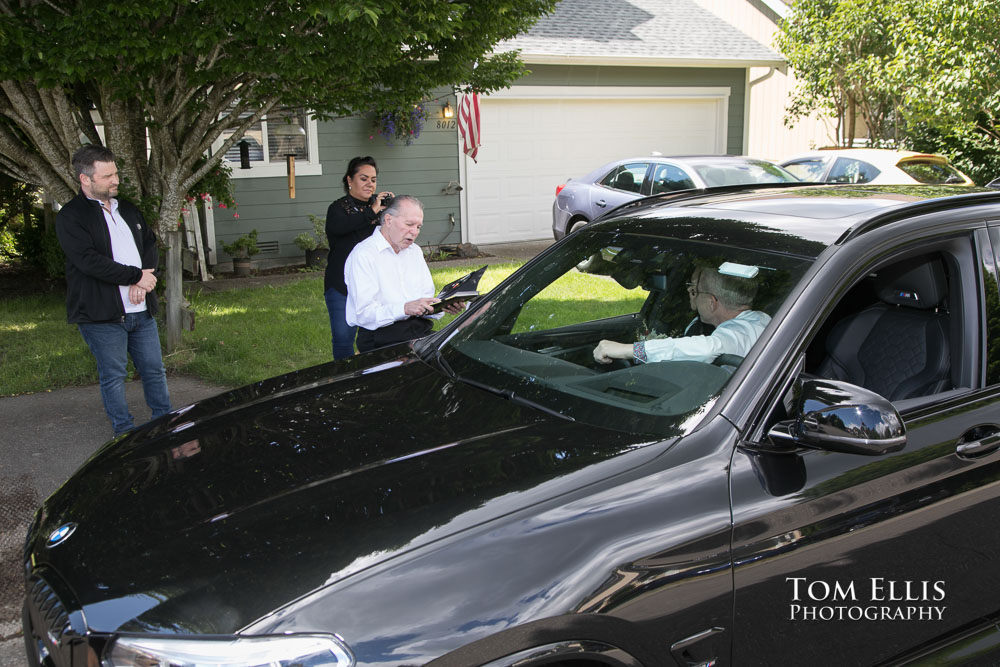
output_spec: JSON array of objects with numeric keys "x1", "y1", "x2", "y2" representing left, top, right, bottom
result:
[
  {"x1": 220, "y1": 95, "x2": 462, "y2": 264},
  {"x1": 222, "y1": 66, "x2": 746, "y2": 259}
]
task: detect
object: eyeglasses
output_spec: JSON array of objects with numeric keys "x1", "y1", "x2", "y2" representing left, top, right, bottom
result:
[{"x1": 686, "y1": 282, "x2": 715, "y2": 298}]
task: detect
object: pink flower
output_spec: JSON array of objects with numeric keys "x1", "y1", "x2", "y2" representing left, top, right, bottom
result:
[{"x1": 233, "y1": 213, "x2": 240, "y2": 219}]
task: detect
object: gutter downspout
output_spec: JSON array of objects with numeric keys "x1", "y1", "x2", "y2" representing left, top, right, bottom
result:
[{"x1": 743, "y1": 65, "x2": 780, "y2": 156}]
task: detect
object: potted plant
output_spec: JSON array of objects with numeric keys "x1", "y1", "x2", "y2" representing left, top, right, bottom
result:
[
  {"x1": 294, "y1": 214, "x2": 329, "y2": 268},
  {"x1": 222, "y1": 229, "x2": 260, "y2": 276}
]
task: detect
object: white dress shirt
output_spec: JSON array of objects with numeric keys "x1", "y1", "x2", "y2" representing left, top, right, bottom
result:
[
  {"x1": 640, "y1": 310, "x2": 771, "y2": 363},
  {"x1": 94, "y1": 197, "x2": 146, "y2": 314},
  {"x1": 344, "y1": 227, "x2": 436, "y2": 330}
]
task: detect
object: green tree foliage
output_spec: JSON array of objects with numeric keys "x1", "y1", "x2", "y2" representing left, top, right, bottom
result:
[
  {"x1": 776, "y1": 0, "x2": 902, "y2": 146},
  {"x1": 890, "y1": 0, "x2": 1000, "y2": 183},
  {"x1": 0, "y1": 0, "x2": 556, "y2": 345},
  {"x1": 891, "y1": 0, "x2": 1000, "y2": 144},
  {"x1": 778, "y1": 0, "x2": 1000, "y2": 182},
  {"x1": 0, "y1": 0, "x2": 555, "y2": 221}
]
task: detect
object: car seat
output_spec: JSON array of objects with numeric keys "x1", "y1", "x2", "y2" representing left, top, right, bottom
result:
[
  {"x1": 817, "y1": 257, "x2": 951, "y2": 401},
  {"x1": 614, "y1": 171, "x2": 638, "y2": 192}
]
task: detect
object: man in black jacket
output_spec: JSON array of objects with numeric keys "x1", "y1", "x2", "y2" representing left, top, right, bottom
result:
[{"x1": 56, "y1": 145, "x2": 171, "y2": 435}]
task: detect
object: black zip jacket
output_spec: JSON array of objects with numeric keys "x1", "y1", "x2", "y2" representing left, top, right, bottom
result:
[{"x1": 56, "y1": 193, "x2": 160, "y2": 324}]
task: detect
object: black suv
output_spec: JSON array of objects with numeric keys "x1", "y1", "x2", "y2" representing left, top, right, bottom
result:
[{"x1": 24, "y1": 185, "x2": 1000, "y2": 666}]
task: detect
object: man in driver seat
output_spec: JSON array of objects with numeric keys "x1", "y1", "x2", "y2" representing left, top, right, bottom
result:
[{"x1": 593, "y1": 267, "x2": 770, "y2": 365}]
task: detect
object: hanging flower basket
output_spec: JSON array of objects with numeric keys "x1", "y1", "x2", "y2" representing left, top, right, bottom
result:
[{"x1": 369, "y1": 104, "x2": 428, "y2": 146}]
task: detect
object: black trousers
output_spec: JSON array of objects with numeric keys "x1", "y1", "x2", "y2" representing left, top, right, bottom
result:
[{"x1": 355, "y1": 317, "x2": 434, "y2": 353}]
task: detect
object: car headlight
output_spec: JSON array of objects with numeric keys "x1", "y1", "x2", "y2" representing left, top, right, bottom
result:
[{"x1": 105, "y1": 633, "x2": 354, "y2": 666}]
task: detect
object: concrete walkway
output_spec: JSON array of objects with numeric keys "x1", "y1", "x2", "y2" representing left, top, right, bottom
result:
[
  {"x1": 0, "y1": 376, "x2": 229, "y2": 665},
  {"x1": 0, "y1": 239, "x2": 553, "y2": 665}
]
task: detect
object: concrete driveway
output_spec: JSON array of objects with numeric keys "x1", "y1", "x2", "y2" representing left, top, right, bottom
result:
[{"x1": 0, "y1": 376, "x2": 227, "y2": 666}]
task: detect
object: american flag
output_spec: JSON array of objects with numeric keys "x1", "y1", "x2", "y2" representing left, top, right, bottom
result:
[{"x1": 457, "y1": 93, "x2": 481, "y2": 162}]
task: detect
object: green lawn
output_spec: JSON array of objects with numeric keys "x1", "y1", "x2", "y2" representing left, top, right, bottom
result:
[
  {"x1": 0, "y1": 261, "x2": 646, "y2": 395},
  {"x1": 0, "y1": 264, "x2": 520, "y2": 395}
]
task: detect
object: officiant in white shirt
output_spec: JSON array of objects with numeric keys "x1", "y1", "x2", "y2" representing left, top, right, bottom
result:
[{"x1": 345, "y1": 195, "x2": 466, "y2": 353}]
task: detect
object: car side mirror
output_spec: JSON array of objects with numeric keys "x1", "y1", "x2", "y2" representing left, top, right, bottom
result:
[{"x1": 768, "y1": 379, "x2": 906, "y2": 456}]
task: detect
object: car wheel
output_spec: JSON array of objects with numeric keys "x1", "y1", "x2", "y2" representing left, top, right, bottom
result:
[{"x1": 569, "y1": 219, "x2": 588, "y2": 234}]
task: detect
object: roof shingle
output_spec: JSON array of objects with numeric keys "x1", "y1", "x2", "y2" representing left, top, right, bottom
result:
[{"x1": 497, "y1": 0, "x2": 783, "y2": 66}]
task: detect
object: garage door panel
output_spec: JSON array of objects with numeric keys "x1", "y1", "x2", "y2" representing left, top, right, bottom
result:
[{"x1": 466, "y1": 95, "x2": 724, "y2": 244}]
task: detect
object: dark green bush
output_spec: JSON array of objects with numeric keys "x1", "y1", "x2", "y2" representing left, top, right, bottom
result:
[{"x1": 12, "y1": 213, "x2": 65, "y2": 278}]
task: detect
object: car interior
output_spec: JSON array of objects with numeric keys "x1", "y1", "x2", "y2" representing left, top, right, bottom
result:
[
  {"x1": 450, "y1": 238, "x2": 804, "y2": 427},
  {"x1": 799, "y1": 242, "x2": 976, "y2": 411},
  {"x1": 828, "y1": 157, "x2": 880, "y2": 184},
  {"x1": 650, "y1": 164, "x2": 696, "y2": 194}
]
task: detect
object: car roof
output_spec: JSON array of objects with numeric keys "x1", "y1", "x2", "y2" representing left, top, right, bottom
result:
[
  {"x1": 780, "y1": 148, "x2": 950, "y2": 168},
  {"x1": 582, "y1": 154, "x2": 779, "y2": 180},
  {"x1": 588, "y1": 184, "x2": 1000, "y2": 257}
]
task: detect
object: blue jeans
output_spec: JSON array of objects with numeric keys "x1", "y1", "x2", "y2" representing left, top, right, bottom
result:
[
  {"x1": 324, "y1": 287, "x2": 357, "y2": 360},
  {"x1": 78, "y1": 311, "x2": 172, "y2": 435}
]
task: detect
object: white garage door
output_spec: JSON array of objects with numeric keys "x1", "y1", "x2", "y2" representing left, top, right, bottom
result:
[{"x1": 464, "y1": 87, "x2": 728, "y2": 244}]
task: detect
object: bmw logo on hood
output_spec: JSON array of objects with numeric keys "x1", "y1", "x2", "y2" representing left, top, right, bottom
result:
[{"x1": 46, "y1": 523, "x2": 77, "y2": 548}]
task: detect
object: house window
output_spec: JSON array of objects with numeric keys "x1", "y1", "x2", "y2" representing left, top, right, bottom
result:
[{"x1": 217, "y1": 108, "x2": 322, "y2": 179}]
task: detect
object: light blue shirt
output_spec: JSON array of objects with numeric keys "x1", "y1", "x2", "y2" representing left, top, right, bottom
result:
[{"x1": 638, "y1": 310, "x2": 771, "y2": 363}]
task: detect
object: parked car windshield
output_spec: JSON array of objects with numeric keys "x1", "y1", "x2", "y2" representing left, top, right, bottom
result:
[
  {"x1": 437, "y1": 226, "x2": 813, "y2": 436},
  {"x1": 691, "y1": 160, "x2": 798, "y2": 187}
]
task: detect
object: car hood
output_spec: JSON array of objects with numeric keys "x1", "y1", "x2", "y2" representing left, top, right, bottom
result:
[{"x1": 27, "y1": 347, "x2": 652, "y2": 635}]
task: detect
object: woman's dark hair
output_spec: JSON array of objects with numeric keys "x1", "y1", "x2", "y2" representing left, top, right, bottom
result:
[{"x1": 342, "y1": 156, "x2": 378, "y2": 194}]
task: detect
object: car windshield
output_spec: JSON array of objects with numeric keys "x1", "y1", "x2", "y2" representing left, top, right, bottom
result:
[
  {"x1": 692, "y1": 160, "x2": 798, "y2": 187},
  {"x1": 437, "y1": 226, "x2": 813, "y2": 436}
]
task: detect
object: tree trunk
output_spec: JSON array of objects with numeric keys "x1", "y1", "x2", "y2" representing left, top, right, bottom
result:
[
  {"x1": 165, "y1": 229, "x2": 183, "y2": 352},
  {"x1": 156, "y1": 193, "x2": 185, "y2": 352}
]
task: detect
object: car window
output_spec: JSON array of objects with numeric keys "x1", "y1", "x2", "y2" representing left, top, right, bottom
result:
[
  {"x1": 986, "y1": 228, "x2": 1000, "y2": 386},
  {"x1": 829, "y1": 157, "x2": 880, "y2": 183},
  {"x1": 782, "y1": 158, "x2": 828, "y2": 182},
  {"x1": 756, "y1": 240, "x2": 977, "y2": 441},
  {"x1": 898, "y1": 160, "x2": 968, "y2": 185},
  {"x1": 781, "y1": 157, "x2": 829, "y2": 183},
  {"x1": 650, "y1": 163, "x2": 696, "y2": 194},
  {"x1": 599, "y1": 163, "x2": 648, "y2": 193},
  {"x1": 693, "y1": 161, "x2": 797, "y2": 187},
  {"x1": 441, "y1": 228, "x2": 812, "y2": 436},
  {"x1": 802, "y1": 244, "x2": 974, "y2": 403}
]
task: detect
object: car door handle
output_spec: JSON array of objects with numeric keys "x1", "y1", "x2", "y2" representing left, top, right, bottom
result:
[
  {"x1": 956, "y1": 428, "x2": 1000, "y2": 458},
  {"x1": 596, "y1": 199, "x2": 607, "y2": 208},
  {"x1": 671, "y1": 627, "x2": 724, "y2": 667}
]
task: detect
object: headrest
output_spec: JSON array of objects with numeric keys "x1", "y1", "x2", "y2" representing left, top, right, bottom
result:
[{"x1": 875, "y1": 257, "x2": 947, "y2": 309}]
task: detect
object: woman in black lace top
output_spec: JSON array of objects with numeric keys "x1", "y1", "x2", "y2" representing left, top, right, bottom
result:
[{"x1": 324, "y1": 156, "x2": 394, "y2": 359}]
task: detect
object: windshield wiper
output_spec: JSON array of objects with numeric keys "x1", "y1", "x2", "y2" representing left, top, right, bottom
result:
[
  {"x1": 413, "y1": 335, "x2": 456, "y2": 378},
  {"x1": 457, "y1": 376, "x2": 575, "y2": 422}
]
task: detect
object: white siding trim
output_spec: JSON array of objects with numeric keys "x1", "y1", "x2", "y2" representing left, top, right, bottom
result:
[{"x1": 485, "y1": 85, "x2": 731, "y2": 100}]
